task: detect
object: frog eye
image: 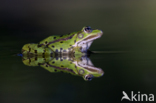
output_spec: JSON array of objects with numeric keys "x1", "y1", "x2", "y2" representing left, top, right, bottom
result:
[
  {"x1": 84, "y1": 26, "x2": 92, "y2": 33},
  {"x1": 84, "y1": 74, "x2": 93, "y2": 81},
  {"x1": 78, "y1": 34, "x2": 84, "y2": 39}
]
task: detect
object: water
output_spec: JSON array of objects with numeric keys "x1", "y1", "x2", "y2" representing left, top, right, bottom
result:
[
  {"x1": 0, "y1": 0, "x2": 156, "y2": 103},
  {"x1": 0, "y1": 48, "x2": 155, "y2": 103}
]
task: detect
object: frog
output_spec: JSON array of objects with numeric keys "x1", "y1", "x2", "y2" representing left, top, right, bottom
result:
[
  {"x1": 22, "y1": 43, "x2": 54, "y2": 56},
  {"x1": 22, "y1": 54, "x2": 104, "y2": 81},
  {"x1": 21, "y1": 26, "x2": 103, "y2": 55}
]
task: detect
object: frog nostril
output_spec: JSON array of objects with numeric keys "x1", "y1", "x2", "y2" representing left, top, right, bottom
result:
[{"x1": 100, "y1": 30, "x2": 103, "y2": 33}]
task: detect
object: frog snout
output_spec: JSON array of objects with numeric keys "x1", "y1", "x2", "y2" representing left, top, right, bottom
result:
[{"x1": 98, "y1": 30, "x2": 103, "y2": 36}]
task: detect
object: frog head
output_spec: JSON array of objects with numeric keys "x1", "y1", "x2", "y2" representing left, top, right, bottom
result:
[
  {"x1": 75, "y1": 56, "x2": 104, "y2": 81},
  {"x1": 74, "y1": 26, "x2": 103, "y2": 53}
]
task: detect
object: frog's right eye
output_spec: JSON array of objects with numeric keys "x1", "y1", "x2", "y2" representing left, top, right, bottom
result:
[
  {"x1": 84, "y1": 26, "x2": 92, "y2": 33},
  {"x1": 84, "y1": 74, "x2": 93, "y2": 81}
]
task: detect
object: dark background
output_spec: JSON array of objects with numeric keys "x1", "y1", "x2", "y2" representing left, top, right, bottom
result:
[{"x1": 0, "y1": 0, "x2": 156, "y2": 103}]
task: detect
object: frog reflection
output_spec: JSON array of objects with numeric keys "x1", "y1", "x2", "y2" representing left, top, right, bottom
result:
[{"x1": 22, "y1": 55, "x2": 104, "y2": 81}]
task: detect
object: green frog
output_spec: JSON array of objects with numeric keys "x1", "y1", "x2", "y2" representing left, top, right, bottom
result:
[
  {"x1": 22, "y1": 26, "x2": 103, "y2": 55},
  {"x1": 22, "y1": 55, "x2": 104, "y2": 81}
]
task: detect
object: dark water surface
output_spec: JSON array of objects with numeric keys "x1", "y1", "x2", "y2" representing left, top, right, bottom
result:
[
  {"x1": 0, "y1": 45, "x2": 155, "y2": 103},
  {"x1": 0, "y1": 0, "x2": 156, "y2": 103}
]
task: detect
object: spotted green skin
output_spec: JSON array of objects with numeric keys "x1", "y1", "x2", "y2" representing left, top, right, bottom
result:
[
  {"x1": 22, "y1": 55, "x2": 104, "y2": 81},
  {"x1": 22, "y1": 43, "x2": 54, "y2": 57},
  {"x1": 22, "y1": 26, "x2": 103, "y2": 55}
]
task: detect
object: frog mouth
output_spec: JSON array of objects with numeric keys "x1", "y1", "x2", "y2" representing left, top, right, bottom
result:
[
  {"x1": 81, "y1": 66, "x2": 104, "y2": 76},
  {"x1": 83, "y1": 32, "x2": 103, "y2": 43}
]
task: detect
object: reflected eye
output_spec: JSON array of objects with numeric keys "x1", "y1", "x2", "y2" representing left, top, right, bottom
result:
[
  {"x1": 84, "y1": 74, "x2": 93, "y2": 81},
  {"x1": 78, "y1": 34, "x2": 84, "y2": 39},
  {"x1": 84, "y1": 26, "x2": 92, "y2": 33}
]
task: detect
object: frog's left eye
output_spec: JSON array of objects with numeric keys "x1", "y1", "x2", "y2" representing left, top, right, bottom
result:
[
  {"x1": 84, "y1": 26, "x2": 92, "y2": 33},
  {"x1": 84, "y1": 74, "x2": 93, "y2": 81}
]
